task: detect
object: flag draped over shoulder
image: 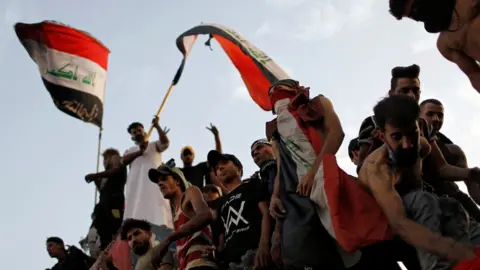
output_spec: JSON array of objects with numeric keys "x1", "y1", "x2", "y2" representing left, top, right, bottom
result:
[
  {"x1": 14, "y1": 21, "x2": 110, "y2": 127},
  {"x1": 174, "y1": 23, "x2": 290, "y2": 111}
]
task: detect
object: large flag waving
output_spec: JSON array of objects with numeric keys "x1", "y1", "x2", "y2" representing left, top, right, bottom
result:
[
  {"x1": 15, "y1": 21, "x2": 110, "y2": 127},
  {"x1": 174, "y1": 23, "x2": 290, "y2": 111}
]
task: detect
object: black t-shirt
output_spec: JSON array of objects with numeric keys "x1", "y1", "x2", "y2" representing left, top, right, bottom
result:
[
  {"x1": 217, "y1": 179, "x2": 269, "y2": 263},
  {"x1": 180, "y1": 162, "x2": 211, "y2": 188},
  {"x1": 95, "y1": 165, "x2": 127, "y2": 207},
  {"x1": 51, "y1": 246, "x2": 95, "y2": 270}
]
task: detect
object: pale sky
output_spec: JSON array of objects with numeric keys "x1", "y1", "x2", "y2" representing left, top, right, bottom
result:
[{"x1": 1, "y1": 0, "x2": 480, "y2": 269}]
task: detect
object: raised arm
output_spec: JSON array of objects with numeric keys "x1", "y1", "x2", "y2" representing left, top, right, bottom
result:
[{"x1": 153, "y1": 117, "x2": 169, "y2": 153}]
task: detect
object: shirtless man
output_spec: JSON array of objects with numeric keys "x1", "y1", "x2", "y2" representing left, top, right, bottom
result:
[
  {"x1": 359, "y1": 94, "x2": 480, "y2": 269},
  {"x1": 388, "y1": 0, "x2": 480, "y2": 94}
]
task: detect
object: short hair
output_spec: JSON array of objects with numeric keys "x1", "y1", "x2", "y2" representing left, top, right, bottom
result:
[
  {"x1": 390, "y1": 64, "x2": 420, "y2": 90},
  {"x1": 420, "y1": 98, "x2": 443, "y2": 108},
  {"x1": 102, "y1": 148, "x2": 120, "y2": 157},
  {"x1": 127, "y1": 122, "x2": 144, "y2": 134},
  {"x1": 348, "y1": 138, "x2": 359, "y2": 159},
  {"x1": 373, "y1": 95, "x2": 420, "y2": 130},
  {"x1": 46, "y1": 237, "x2": 64, "y2": 246},
  {"x1": 389, "y1": 0, "x2": 409, "y2": 20},
  {"x1": 120, "y1": 219, "x2": 151, "y2": 240}
]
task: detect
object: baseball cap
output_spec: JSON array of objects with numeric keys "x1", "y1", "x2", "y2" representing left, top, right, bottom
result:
[
  {"x1": 181, "y1": 146, "x2": 195, "y2": 156},
  {"x1": 207, "y1": 150, "x2": 243, "y2": 174},
  {"x1": 148, "y1": 159, "x2": 191, "y2": 191}
]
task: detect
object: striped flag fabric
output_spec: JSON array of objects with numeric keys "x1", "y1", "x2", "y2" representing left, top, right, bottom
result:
[
  {"x1": 174, "y1": 23, "x2": 290, "y2": 111},
  {"x1": 14, "y1": 21, "x2": 110, "y2": 127}
]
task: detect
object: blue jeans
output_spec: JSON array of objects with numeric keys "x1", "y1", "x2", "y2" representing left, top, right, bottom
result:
[{"x1": 402, "y1": 190, "x2": 480, "y2": 270}]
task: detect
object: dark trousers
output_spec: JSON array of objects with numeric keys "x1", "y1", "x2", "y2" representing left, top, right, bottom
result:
[{"x1": 94, "y1": 196, "x2": 124, "y2": 250}]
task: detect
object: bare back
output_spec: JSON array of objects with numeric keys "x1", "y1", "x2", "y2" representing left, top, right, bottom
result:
[{"x1": 438, "y1": 0, "x2": 480, "y2": 60}]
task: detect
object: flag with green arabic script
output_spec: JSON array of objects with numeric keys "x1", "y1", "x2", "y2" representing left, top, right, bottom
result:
[{"x1": 14, "y1": 20, "x2": 110, "y2": 127}]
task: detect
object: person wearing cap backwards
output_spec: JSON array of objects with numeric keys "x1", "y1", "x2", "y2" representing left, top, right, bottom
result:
[
  {"x1": 207, "y1": 150, "x2": 273, "y2": 269},
  {"x1": 250, "y1": 139, "x2": 276, "y2": 195},
  {"x1": 148, "y1": 159, "x2": 218, "y2": 270},
  {"x1": 179, "y1": 123, "x2": 223, "y2": 190}
]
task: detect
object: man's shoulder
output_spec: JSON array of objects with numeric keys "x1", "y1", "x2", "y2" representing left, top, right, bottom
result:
[{"x1": 360, "y1": 144, "x2": 386, "y2": 172}]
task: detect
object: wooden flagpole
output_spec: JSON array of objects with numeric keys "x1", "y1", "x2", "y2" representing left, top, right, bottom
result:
[{"x1": 144, "y1": 83, "x2": 175, "y2": 142}]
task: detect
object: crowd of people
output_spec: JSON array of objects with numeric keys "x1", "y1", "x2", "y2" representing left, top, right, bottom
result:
[
  {"x1": 44, "y1": 63, "x2": 480, "y2": 270},
  {"x1": 39, "y1": 0, "x2": 480, "y2": 268}
]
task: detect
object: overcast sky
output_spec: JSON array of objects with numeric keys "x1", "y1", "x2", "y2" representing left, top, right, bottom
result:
[{"x1": 1, "y1": 0, "x2": 479, "y2": 269}]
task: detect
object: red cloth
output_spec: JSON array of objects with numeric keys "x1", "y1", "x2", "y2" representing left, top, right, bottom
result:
[
  {"x1": 454, "y1": 248, "x2": 480, "y2": 270},
  {"x1": 109, "y1": 236, "x2": 132, "y2": 270}
]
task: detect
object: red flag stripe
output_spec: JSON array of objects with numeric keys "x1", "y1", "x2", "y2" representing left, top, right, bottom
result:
[{"x1": 15, "y1": 21, "x2": 109, "y2": 70}]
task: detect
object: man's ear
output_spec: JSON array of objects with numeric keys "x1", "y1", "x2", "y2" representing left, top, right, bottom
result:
[{"x1": 377, "y1": 130, "x2": 386, "y2": 142}]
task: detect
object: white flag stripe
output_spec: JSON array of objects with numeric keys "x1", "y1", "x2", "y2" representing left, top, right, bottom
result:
[
  {"x1": 23, "y1": 40, "x2": 106, "y2": 103},
  {"x1": 182, "y1": 35, "x2": 197, "y2": 56}
]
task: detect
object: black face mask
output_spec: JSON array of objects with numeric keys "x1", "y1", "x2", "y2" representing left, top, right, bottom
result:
[
  {"x1": 410, "y1": 0, "x2": 456, "y2": 33},
  {"x1": 388, "y1": 144, "x2": 419, "y2": 168}
]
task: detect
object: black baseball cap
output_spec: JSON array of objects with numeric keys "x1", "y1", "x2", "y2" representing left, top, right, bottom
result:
[{"x1": 207, "y1": 150, "x2": 243, "y2": 174}]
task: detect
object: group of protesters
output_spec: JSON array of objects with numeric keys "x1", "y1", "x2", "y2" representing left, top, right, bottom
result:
[{"x1": 45, "y1": 64, "x2": 480, "y2": 270}]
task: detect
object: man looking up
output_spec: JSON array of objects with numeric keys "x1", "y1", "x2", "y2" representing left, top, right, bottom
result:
[
  {"x1": 389, "y1": 0, "x2": 480, "y2": 95},
  {"x1": 359, "y1": 95, "x2": 480, "y2": 269},
  {"x1": 148, "y1": 159, "x2": 218, "y2": 270},
  {"x1": 420, "y1": 98, "x2": 480, "y2": 220},
  {"x1": 180, "y1": 123, "x2": 222, "y2": 189},
  {"x1": 122, "y1": 117, "x2": 173, "y2": 265}
]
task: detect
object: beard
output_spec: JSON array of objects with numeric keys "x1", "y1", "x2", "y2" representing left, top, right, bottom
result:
[{"x1": 132, "y1": 239, "x2": 150, "y2": 256}]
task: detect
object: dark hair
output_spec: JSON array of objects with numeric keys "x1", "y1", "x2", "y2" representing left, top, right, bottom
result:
[
  {"x1": 127, "y1": 122, "x2": 144, "y2": 134},
  {"x1": 420, "y1": 98, "x2": 443, "y2": 108},
  {"x1": 348, "y1": 138, "x2": 359, "y2": 159},
  {"x1": 46, "y1": 237, "x2": 64, "y2": 246},
  {"x1": 390, "y1": 64, "x2": 420, "y2": 90},
  {"x1": 373, "y1": 95, "x2": 420, "y2": 130},
  {"x1": 389, "y1": 0, "x2": 409, "y2": 20},
  {"x1": 120, "y1": 219, "x2": 151, "y2": 240},
  {"x1": 102, "y1": 148, "x2": 120, "y2": 157}
]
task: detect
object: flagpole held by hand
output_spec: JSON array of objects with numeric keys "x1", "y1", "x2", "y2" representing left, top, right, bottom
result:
[{"x1": 144, "y1": 83, "x2": 175, "y2": 142}]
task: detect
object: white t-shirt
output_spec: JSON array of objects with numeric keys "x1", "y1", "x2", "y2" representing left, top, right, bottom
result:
[{"x1": 123, "y1": 141, "x2": 173, "y2": 228}]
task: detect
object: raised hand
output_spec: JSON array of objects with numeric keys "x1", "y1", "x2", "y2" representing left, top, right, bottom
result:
[{"x1": 206, "y1": 123, "x2": 219, "y2": 136}]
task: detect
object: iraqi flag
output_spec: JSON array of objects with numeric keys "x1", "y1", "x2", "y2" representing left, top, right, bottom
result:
[
  {"x1": 14, "y1": 21, "x2": 109, "y2": 127},
  {"x1": 173, "y1": 23, "x2": 290, "y2": 110}
]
